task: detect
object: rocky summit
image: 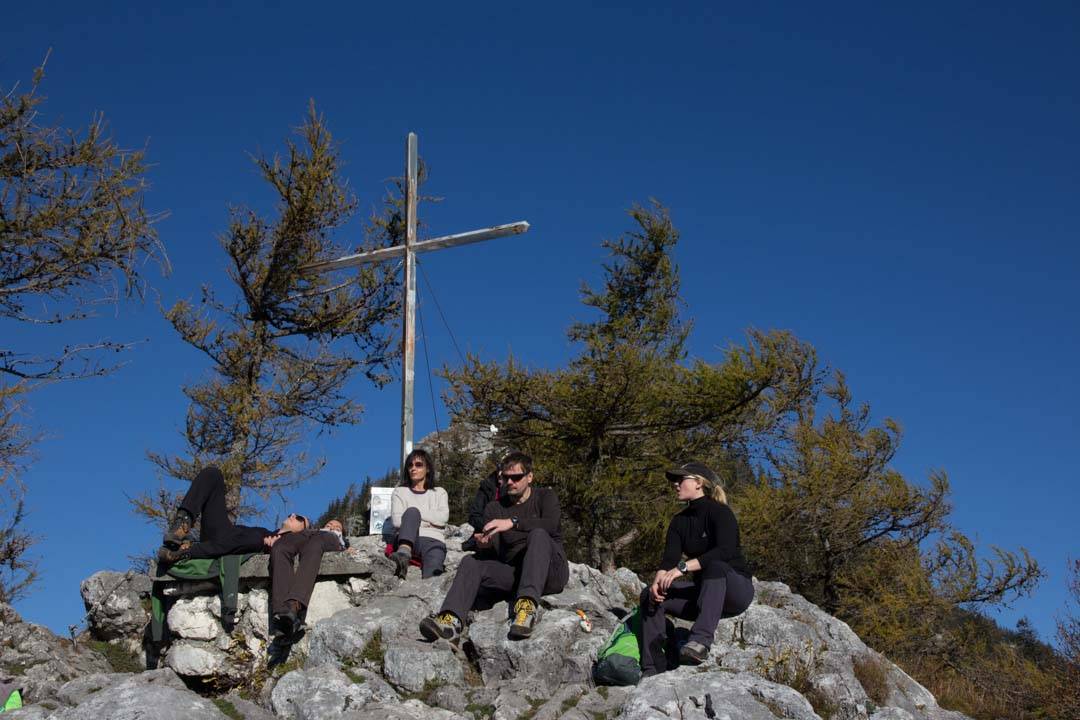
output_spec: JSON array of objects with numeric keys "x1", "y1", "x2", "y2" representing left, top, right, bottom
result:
[{"x1": 0, "y1": 526, "x2": 969, "y2": 719}]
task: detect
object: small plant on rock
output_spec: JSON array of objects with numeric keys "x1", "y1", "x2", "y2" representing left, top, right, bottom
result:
[
  {"x1": 853, "y1": 654, "x2": 890, "y2": 706},
  {"x1": 360, "y1": 629, "x2": 386, "y2": 672}
]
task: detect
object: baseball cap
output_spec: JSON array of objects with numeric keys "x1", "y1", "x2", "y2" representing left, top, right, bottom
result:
[{"x1": 664, "y1": 461, "x2": 720, "y2": 487}]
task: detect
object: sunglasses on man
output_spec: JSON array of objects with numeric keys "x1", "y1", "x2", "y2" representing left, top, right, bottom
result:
[
  {"x1": 502, "y1": 472, "x2": 529, "y2": 483},
  {"x1": 289, "y1": 513, "x2": 309, "y2": 527}
]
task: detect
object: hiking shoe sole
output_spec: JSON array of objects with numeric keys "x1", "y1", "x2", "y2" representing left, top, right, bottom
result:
[
  {"x1": 508, "y1": 624, "x2": 534, "y2": 640},
  {"x1": 679, "y1": 642, "x2": 709, "y2": 665},
  {"x1": 419, "y1": 617, "x2": 459, "y2": 643}
]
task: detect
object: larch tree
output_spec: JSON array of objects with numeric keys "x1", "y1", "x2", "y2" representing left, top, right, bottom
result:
[
  {"x1": 443, "y1": 202, "x2": 819, "y2": 572},
  {"x1": 0, "y1": 57, "x2": 166, "y2": 600},
  {"x1": 137, "y1": 103, "x2": 401, "y2": 523}
]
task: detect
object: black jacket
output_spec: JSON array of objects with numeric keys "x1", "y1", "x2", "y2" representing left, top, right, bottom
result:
[
  {"x1": 658, "y1": 496, "x2": 750, "y2": 577},
  {"x1": 467, "y1": 472, "x2": 502, "y2": 531}
]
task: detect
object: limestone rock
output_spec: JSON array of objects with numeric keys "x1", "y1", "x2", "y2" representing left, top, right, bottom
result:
[
  {"x1": 2, "y1": 705, "x2": 52, "y2": 719},
  {"x1": 340, "y1": 699, "x2": 468, "y2": 719},
  {"x1": 49, "y1": 668, "x2": 226, "y2": 719},
  {"x1": 306, "y1": 595, "x2": 428, "y2": 667},
  {"x1": 270, "y1": 664, "x2": 397, "y2": 720},
  {"x1": 165, "y1": 642, "x2": 228, "y2": 677},
  {"x1": 620, "y1": 669, "x2": 820, "y2": 720},
  {"x1": 56, "y1": 671, "x2": 141, "y2": 706},
  {"x1": 382, "y1": 639, "x2": 463, "y2": 692},
  {"x1": 468, "y1": 603, "x2": 607, "y2": 693},
  {"x1": 79, "y1": 571, "x2": 152, "y2": 641},
  {"x1": 218, "y1": 693, "x2": 280, "y2": 720},
  {"x1": 0, "y1": 613, "x2": 111, "y2": 703},
  {"x1": 304, "y1": 580, "x2": 352, "y2": 626},
  {"x1": 167, "y1": 595, "x2": 222, "y2": 641}
]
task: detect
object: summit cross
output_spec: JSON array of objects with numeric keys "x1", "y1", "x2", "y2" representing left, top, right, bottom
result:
[{"x1": 303, "y1": 132, "x2": 529, "y2": 463}]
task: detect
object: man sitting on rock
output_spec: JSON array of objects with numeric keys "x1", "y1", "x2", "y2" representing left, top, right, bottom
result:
[
  {"x1": 158, "y1": 466, "x2": 309, "y2": 563},
  {"x1": 267, "y1": 518, "x2": 348, "y2": 641},
  {"x1": 419, "y1": 451, "x2": 569, "y2": 642}
]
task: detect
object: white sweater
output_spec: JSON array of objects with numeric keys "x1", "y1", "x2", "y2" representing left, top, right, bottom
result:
[{"x1": 390, "y1": 486, "x2": 449, "y2": 541}]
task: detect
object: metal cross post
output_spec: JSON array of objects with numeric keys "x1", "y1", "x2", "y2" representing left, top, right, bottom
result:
[{"x1": 304, "y1": 132, "x2": 529, "y2": 464}]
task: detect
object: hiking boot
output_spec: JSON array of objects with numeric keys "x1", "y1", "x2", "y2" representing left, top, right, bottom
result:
[
  {"x1": 679, "y1": 640, "x2": 709, "y2": 665},
  {"x1": 391, "y1": 549, "x2": 411, "y2": 579},
  {"x1": 508, "y1": 597, "x2": 539, "y2": 640},
  {"x1": 272, "y1": 601, "x2": 304, "y2": 643},
  {"x1": 419, "y1": 612, "x2": 462, "y2": 642},
  {"x1": 156, "y1": 544, "x2": 191, "y2": 566},
  {"x1": 163, "y1": 509, "x2": 194, "y2": 550}
]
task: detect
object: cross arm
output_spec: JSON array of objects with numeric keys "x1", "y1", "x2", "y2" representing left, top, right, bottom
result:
[{"x1": 302, "y1": 221, "x2": 530, "y2": 274}]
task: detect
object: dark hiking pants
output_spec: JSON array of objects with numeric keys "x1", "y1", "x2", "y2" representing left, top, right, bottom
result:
[
  {"x1": 440, "y1": 528, "x2": 569, "y2": 622},
  {"x1": 640, "y1": 559, "x2": 755, "y2": 674},
  {"x1": 179, "y1": 466, "x2": 268, "y2": 558},
  {"x1": 270, "y1": 529, "x2": 342, "y2": 614},
  {"x1": 394, "y1": 507, "x2": 447, "y2": 579}
]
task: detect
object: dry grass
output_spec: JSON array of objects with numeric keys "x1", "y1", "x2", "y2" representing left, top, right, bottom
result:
[{"x1": 853, "y1": 654, "x2": 889, "y2": 706}]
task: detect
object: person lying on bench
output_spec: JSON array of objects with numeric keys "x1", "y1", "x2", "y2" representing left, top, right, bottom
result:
[
  {"x1": 267, "y1": 518, "x2": 347, "y2": 641},
  {"x1": 158, "y1": 466, "x2": 309, "y2": 564}
]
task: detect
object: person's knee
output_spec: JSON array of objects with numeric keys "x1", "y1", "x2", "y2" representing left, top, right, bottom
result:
[
  {"x1": 701, "y1": 559, "x2": 733, "y2": 579},
  {"x1": 458, "y1": 555, "x2": 477, "y2": 573},
  {"x1": 526, "y1": 528, "x2": 551, "y2": 546},
  {"x1": 402, "y1": 507, "x2": 421, "y2": 520},
  {"x1": 196, "y1": 466, "x2": 225, "y2": 487}
]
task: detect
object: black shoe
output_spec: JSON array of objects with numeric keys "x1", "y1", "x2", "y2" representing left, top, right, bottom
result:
[
  {"x1": 391, "y1": 550, "x2": 411, "y2": 579},
  {"x1": 156, "y1": 544, "x2": 191, "y2": 565},
  {"x1": 272, "y1": 601, "x2": 304, "y2": 643},
  {"x1": 163, "y1": 509, "x2": 194, "y2": 550}
]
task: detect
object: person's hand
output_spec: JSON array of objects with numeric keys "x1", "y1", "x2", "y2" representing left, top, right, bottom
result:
[
  {"x1": 657, "y1": 568, "x2": 683, "y2": 594},
  {"x1": 263, "y1": 534, "x2": 280, "y2": 549},
  {"x1": 482, "y1": 518, "x2": 514, "y2": 537},
  {"x1": 649, "y1": 577, "x2": 665, "y2": 604},
  {"x1": 472, "y1": 532, "x2": 491, "y2": 548}
]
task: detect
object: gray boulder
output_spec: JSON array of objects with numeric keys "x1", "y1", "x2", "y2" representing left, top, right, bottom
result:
[
  {"x1": 0, "y1": 610, "x2": 111, "y2": 703},
  {"x1": 49, "y1": 668, "x2": 226, "y2": 719},
  {"x1": 620, "y1": 668, "x2": 820, "y2": 720},
  {"x1": 55, "y1": 671, "x2": 141, "y2": 706},
  {"x1": 382, "y1": 639, "x2": 463, "y2": 692},
  {"x1": 79, "y1": 571, "x2": 152, "y2": 641},
  {"x1": 270, "y1": 664, "x2": 398, "y2": 720},
  {"x1": 340, "y1": 699, "x2": 467, "y2": 719}
]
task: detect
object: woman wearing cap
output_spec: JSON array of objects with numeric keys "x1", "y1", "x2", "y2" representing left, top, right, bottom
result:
[
  {"x1": 639, "y1": 461, "x2": 754, "y2": 673},
  {"x1": 388, "y1": 448, "x2": 449, "y2": 579}
]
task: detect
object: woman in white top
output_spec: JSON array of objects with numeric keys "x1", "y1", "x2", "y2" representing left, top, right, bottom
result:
[{"x1": 389, "y1": 448, "x2": 449, "y2": 579}]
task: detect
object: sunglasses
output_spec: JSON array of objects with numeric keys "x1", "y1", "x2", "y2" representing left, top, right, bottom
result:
[
  {"x1": 669, "y1": 476, "x2": 691, "y2": 486},
  {"x1": 290, "y1": 513, "x2": 309, "y2": 526},
  {"x1": 409, "y1": 460, "x2": 427, "y2": 468},
  {"x1": 502, "y1": 472, "x2": 528, "y2": 483}
]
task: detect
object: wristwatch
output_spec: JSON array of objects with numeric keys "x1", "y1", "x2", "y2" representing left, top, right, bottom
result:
[
  {"x1": 676, "y1": 560, "x2": 688, "y2": 573},
  {"x1": 511, "y1": 516, "x2": 519, "y2": 529}
]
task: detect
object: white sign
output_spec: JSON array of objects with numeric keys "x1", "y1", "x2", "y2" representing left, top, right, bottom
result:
[{"x1": 369, "y1": 487, "x2": 395, "y2": 536}]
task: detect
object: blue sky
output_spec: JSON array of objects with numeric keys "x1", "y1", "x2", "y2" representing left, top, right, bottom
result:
[{"x1": 2, "y1": 2, "x2": 1077, "y2": 644}]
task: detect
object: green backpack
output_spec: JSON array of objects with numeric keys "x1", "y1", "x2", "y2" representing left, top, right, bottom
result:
[
  {"x1": 0, "y1": 684, "x2": 22, "y2": 713},
  {"x1": 592, "y1": 608, "x2": 643, "y2": 686}
]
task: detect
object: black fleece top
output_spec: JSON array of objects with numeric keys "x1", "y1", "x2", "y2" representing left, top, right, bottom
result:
[
  {"x1": 468, "y1": 472, "x2": 502, "y2": 530},
  {"x1": 659, "y1": 496, "x2": 750, "y2": 577},
  {"x1": 483, "y1": 486, "x2": 563, "y2": 563}
]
